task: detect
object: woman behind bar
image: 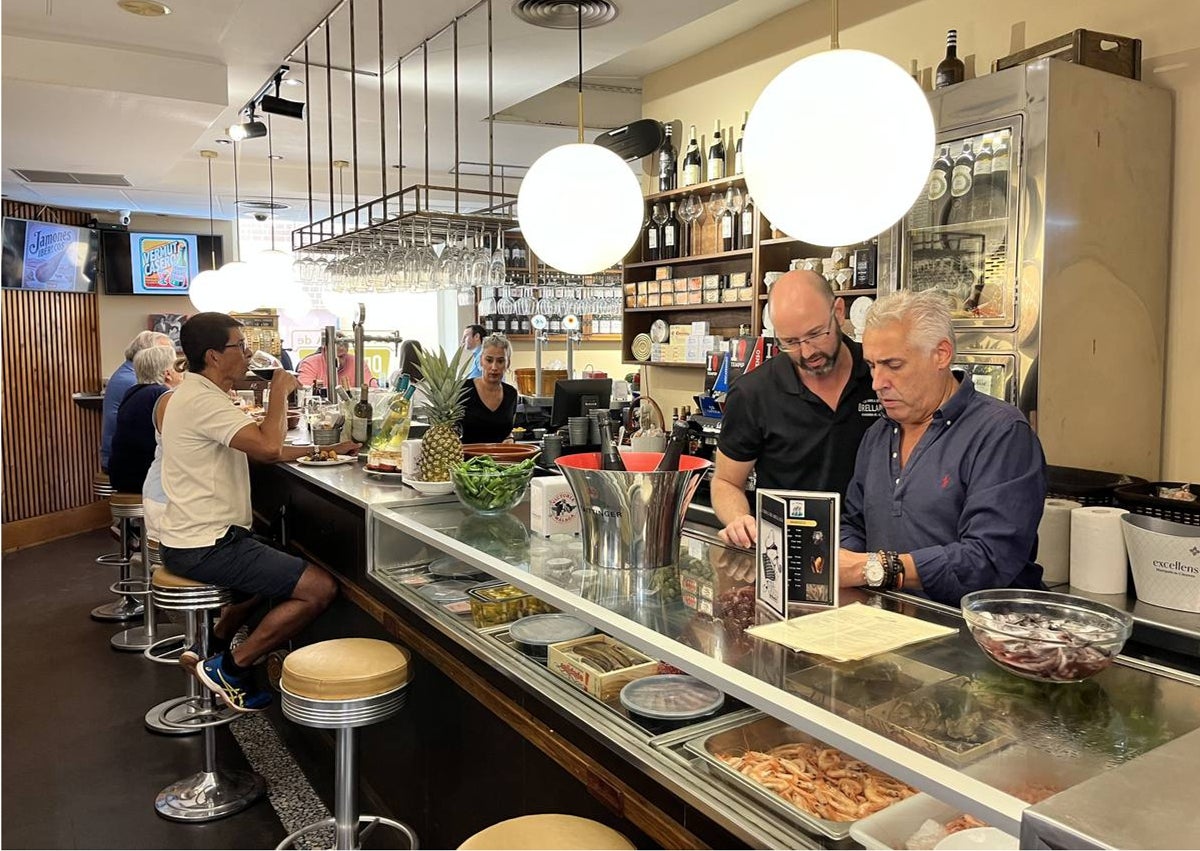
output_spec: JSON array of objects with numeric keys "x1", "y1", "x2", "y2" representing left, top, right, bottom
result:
[
  {"x1": 459, "y1": 334, "x2": 517, "y2": 443},
  {"x1": 108, "y1": 346, "x2": 183, "y2": 494}
]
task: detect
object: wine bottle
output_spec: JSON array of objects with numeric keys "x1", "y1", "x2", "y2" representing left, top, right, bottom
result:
[
  {"x1": 989, "y1": 130, "x2": 1010, "y2": 220},
  {"x1": 734, "y1": 111, "x2": 747, "y2": 175},
  {"x1": 927, "y1": 144, "x2": 953, "y2": 228},
  {"x1": 645, "y1": 214, "x2": 659, "y2": 262},
  {"x1": 351, "y1": 385, "x2": 373, "y2": 445},
  {"x1": 935, "y1": 29, "x2": 965, "y2": 88},
  {"x1": 739, "y1": 195, "x2": 754, "y2": 250},
  {"x1": 947, "y1": 141, "x2": 975, "y2": 225},
  {"x1": 721, "y1": 203, "x2": 735, "y2": 252},
  {"x1": 597, "y1": 417, "x2": 626, "y2": 471},
  {"x1": 971, "y1": 134, "x2": 993, "y2": 221},
  {"x1": 658, "y1": 123, "x2": 678, "y2": 192},
  {"x1": 681, "y1": 125, "x2": 702, "y2": 187},
  {"x1": 655, "y1": 420, "x2": 691, "y2": 472},
  {"x1": 707, "y1": 119, "x2": 726, "y2": 181},
  {"x1": 662, "y1": 201, "x2": 679, "y2": 260}
]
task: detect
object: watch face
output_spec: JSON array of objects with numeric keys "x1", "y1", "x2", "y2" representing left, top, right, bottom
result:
[{"x1": 865, "y1": 555, "x2": 885, "y2": 586}]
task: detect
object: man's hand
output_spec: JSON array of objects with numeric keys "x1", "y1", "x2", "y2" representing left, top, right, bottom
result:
[
  {"x1": 718, "y1": 514, "x2": 757, "y2": 549},
  {"x1": 330, "y1": 441, "x2": 361, "y2": 456},
  {"x1": 271, "y1": 369, "x2": 300, "y2": 396},
  {"x1": 838, "y1": 548, "x2": 867, "y2": 587}
]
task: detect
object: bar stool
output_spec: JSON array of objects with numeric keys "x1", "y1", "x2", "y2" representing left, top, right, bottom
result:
[
  {"x1": 92, "y1": 493, "x2": 145, "y2": 623},
  {"x1": 151, "y1": 568, "x2": 265, "y2": 822},
  {"x1": 274, "y1": 638, "x2": 416, "y2": 850},
  {"x1": 113, "y1": 538, "x2": 186, "y2": 652},
  {"x1": 458, "y1": 815, "x2": 635, "y2": 850}
]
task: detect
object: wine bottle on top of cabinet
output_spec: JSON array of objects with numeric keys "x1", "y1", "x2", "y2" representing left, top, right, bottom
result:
[
  {"x1": 935, "y1": 29, "x2": 965, "y2": 89},
  {"x1": 658, "y1": 123, "x2": 677, "y2": 192},
  {"x1": 708, "y1": 120, "x2": 726, "y2": 181},
  {"x1": 734, "y1": 111, "x2": 747, "y2": 175},
  {"x1": 681, "y1": 125, "x2": 702, "y2": 187}
]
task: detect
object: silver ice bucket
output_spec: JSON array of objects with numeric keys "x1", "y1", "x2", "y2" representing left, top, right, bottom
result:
[{"x1": 555, "y1": 452, "x2": 711, "y2": 570}]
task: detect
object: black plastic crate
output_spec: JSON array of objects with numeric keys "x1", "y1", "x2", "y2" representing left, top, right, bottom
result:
[
  {"x1": 1046, "y1": 465, "x2": 1147, "y2": 507},
  {"x1": 1114, "y1": 482, "x2": 1200, "y2": 527}
]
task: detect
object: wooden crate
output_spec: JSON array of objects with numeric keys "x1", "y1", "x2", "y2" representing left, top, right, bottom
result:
[
  {"x1": 548, "y1": 635, "x2": 658, "y2": 702},
  {"x1": 994, "y1": 29, "x2": 1141, "y2": 80}
]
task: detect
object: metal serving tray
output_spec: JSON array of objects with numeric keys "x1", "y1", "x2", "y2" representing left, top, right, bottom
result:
[{"x1": 684, "y1": 714, "x2": 877, "y2": 840}]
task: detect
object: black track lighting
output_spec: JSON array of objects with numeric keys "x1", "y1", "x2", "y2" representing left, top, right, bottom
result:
[{"x1": 258, "y1": 94, "x2": 305, "y2": 120}]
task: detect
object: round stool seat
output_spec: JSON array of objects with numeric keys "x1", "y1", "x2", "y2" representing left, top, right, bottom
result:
[
  {"x1": 153, "y1": 568, "x2": 210, "y2": 589},
  {"x1": 458, "y1": 815, "x2": 635, "y2": 850},
  {"x1": 145, "y1": 538, "x2": 163, "y2": 567},
  {"x1": 152, "y1": 568, "x2": 231, "y2": 611},
  {"x1": 110, "y1": 492, "x2": 144, "y2": 518},
  {"x1": 282, "y1": 638, "x2": 410, "y2": 700},
  {"x1": 93, "y1": 472, "x2": 113, "y2": 497}
]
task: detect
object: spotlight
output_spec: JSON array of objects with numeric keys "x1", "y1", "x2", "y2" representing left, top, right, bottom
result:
[
  {"x1": 228, "y1": 119, "x2": 267, "y2": 141},
  {"x1": 259, "y1": 94, "x2": 305, "y2": 120}
]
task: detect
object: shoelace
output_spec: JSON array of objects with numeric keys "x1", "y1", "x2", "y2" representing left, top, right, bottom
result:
[{"x1": 214, "y1": 668, "x2": 248, "y2": 706}]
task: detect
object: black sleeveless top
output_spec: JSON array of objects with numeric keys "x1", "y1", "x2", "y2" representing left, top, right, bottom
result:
[{"x1": 459, "y1": 379, "x2": 517, "y2": 444}]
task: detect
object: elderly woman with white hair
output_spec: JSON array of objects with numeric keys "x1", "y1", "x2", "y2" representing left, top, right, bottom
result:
[
  {"x1": 460, "y1": 333, "x2": 518, "y2": 443},
  {"x1": 101, "y1": 330, "x2": 174, "y2": 472},
  {"x1": 108, "y1": 346, "x2": 183, "y2": 498}
]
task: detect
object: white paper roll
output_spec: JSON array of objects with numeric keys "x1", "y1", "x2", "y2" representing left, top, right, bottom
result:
[
  {"x1": 1038, "y1": 498, "x2": 1081, "y2": 585},
  {"x1": 1070, "y1": 506, "x2": 1130, "y2": 595}
]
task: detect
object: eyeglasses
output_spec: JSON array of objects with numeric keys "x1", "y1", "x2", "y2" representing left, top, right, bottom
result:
[
  {"x1": 221, "y1": 340, "x2": 251, "y2": 353},
  {"x1": 776, "y1": 310, "x2": 837, "y2": 353}
]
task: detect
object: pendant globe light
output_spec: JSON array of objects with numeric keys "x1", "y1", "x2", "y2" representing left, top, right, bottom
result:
[
  {"x1": 188, "y1": 149, "x2": 227, "y2": 313},
  {"x1": 517, "y1": 1, "x2": 642, "y2": 274},
  {"x1": 741, "y1": 0, "x2": 934, "y2": 246}
]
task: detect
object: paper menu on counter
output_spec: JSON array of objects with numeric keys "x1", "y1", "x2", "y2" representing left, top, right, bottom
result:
[{"x1": 746, "y1": 603, "x2": 956, "y2": 662}]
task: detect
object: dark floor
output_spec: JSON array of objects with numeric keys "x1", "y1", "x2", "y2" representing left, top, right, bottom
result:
[{"x1": 2, "y1": 530, "x2": 288, "y2": 850}]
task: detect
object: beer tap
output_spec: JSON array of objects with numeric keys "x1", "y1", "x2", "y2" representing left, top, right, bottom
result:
[
  {"x1": 563, "y1": 314, "x2": 582, "y2": 380},
  {"x1": 321, "y1": 301, "x2": 403, "y2": 395},
  {"x1": 530, "y1": 314, "x2": 549, "y2": 397}
]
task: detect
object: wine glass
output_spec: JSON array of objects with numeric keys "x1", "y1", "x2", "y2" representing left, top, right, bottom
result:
[
  {"x1": 650, "y1": 202, "x2": 668, "y2": 256},
  {"x1": 706, "y1": 192, "x2": 725, "y2": 253},
  {"x1": 679, "y1": 194, "x2": 702, "y2": 256}
]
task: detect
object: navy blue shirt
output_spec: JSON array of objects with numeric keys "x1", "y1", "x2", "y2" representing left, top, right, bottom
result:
[
  {"x1": 109, "y1": 383, "x2": 170, "y2": 494},
  {"x1": 100, "y1": 360, "x2": 136, "y2": 471},
  {"x1": 841, "y1": 376, "x2": 1046, "y2": 606}
]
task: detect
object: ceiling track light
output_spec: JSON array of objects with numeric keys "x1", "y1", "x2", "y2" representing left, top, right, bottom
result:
[{"x1": 228, "y1": 109, "x2": 267, "y2": 141}]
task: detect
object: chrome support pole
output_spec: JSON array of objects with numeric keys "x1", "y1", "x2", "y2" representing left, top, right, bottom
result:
[
  {"x1": 324, "y1": 325, "x2": 340, "y2": 392},
  {"x1": 334, "y1": 727, "x2": 358, "y2": 850},
  {"x1": 354, "y1": 303, "x2": 366, "y2": 389}
]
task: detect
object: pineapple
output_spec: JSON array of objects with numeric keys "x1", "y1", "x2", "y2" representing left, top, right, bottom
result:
[{"x1": 415, "y1": 345, "x2": 470, "y2": 481}]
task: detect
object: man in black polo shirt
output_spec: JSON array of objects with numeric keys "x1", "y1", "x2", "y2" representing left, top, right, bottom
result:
[{"x1": 715, "y1": 271, "x2": 880, "y2": 547}]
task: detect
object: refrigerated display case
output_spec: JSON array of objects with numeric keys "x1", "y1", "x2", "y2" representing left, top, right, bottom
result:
[{"x1": 878, "y1": 58, "x2": 1172, "y2": 479}]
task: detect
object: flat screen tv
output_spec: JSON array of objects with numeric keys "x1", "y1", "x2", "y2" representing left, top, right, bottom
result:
[
  {"x1": 101, "y1": 230, "x2": 223, "y2": 295},
  {"x1": 1, "y1": 217, "x2": 101, "y2": 292}
]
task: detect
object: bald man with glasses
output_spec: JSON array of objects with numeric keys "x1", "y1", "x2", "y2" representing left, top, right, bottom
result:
[{"x1": 714, "y1": 271, "x2": 881, "y2": 547}]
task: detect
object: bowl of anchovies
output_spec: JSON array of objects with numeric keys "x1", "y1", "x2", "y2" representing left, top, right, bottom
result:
[{"x1": 961, "y1": 589, "x2": 1132, "y2": 683}]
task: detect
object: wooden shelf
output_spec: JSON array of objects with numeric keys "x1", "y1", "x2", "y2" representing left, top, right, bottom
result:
[
  {"x1": 644, "y1": 174, "x2": 747, "y2": 203},
  {"x1": 624, "y1": 248, "x2": 752, "y2": 270},
  {"x1": 760, "y1": 236, "x2": 801, "y2": 246},
  {"x1": 625, "y1": 302, "x2": 752, "y2": 313},
  {"x1": 623, "y1": 360, "x2": 707, "y2": 368}
]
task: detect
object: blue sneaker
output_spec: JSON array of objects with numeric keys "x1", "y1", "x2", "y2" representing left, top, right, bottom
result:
[{"x1": 194, "y1": 653, "x2": 272, "y2": 713}]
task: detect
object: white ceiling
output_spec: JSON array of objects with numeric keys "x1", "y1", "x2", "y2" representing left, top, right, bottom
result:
[{"x1": 2, "y1": 0, "x2": 809, "y2": 227}]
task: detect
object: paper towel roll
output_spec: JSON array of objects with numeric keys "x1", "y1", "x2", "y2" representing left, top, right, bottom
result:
[
  {"x1": 1038, "y1": 498, "x2": 1081, "y2": 585},
  {"x1": 1070, "y1": 506, "x2": 1130, "y2": 595}
]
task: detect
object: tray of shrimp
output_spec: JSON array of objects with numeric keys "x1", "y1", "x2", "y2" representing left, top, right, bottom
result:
[{"x1": 684, "y1": 713, "x2": 918, "y2": 839}]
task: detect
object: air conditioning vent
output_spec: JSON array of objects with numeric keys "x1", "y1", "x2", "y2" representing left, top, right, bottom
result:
[
  {"x1": 512, "y1": 0, "x2": 618, "y2": 29},
  {"x1": 11, "y1": 169, "x2": 133, "y2": 187}
]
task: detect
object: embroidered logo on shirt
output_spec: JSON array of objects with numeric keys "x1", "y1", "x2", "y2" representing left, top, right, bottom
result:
[
  {"x1": 858, "y1": 399, "x2": 883, "y2": 418},
  {"x1": 940, "y1": 474, "x2": 952, "y2": 490}
]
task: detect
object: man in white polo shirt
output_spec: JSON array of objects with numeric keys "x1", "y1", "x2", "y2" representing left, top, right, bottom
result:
[{"x1": 160, "y1": 312, "x2": 352, "y2": 713}]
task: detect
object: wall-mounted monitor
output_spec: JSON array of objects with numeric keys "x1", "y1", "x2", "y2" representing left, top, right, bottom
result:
[
  {"x1": 1, "y1": 217, "x2": 101, "y2": 292},
  {"x1": 101, "y1": 230, "x2": 223, "y2": 295}
]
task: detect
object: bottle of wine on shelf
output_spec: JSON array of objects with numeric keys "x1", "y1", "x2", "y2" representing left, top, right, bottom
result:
[
  {"x1": 935, "y1": 29, "x2": 965, "y2": 88},
  {"x1": 644, "y1": 213, "x2": 659, "y2": 262},
  {"x1": 989, "y1": 130, "x2": 1010, "y2": 220},
  {"x1": 655, "y1": 420, "x2": 691, "y2": 471},
  {"x1": 734, "y1": 111, "x2": 747, "y2": 175},
  {"x1": 947, "y1": 141, "x2": 975, "y2": 224},
  {"x1": 707, "y1": 120, "x2": 726, "y2": 181},
  {"x1": 927, "y1": 144, "x2": 953, "y2": 228},
  {"x1": 971, "y1": 134, "x2": 993, "y2": 221},
  {"x1": 597, "y1": 417, "x2": 626, "y2": 471},
  {"x1": 662, "y1": 201, "x2": 680, "y2": 259},
  {"x1": 658, "y1": 123, "x2": 678, "y2": 192},
  {"x1": 681, "y1": 125, "x2": 702, "y2": 187},
  {"x1": 351, "y1": 385, "x2": 373, "y2": 445},
  {"x1": 721, "y1": 200, "x2": 735, "y2": 252},
  {"x1": 739, "y1": 195, "x2": 754, "y2": 250}
]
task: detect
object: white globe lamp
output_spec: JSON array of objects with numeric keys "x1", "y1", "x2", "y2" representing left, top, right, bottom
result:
[
  {"x1": 518, "y1": 143, "x2": 643, "y2": 275},
  {"x1": 743, "y1": 49, "x2": 934, "y2": 246},
  {"x1": 218, "y1": 260, "x2": 258, "y2": 312},
  {"x1": 248, "y1": 248, "x2": 294, "y2": 310},
  {"x1": 188, "y1": 269, "x2": 226, "y2": 313}
]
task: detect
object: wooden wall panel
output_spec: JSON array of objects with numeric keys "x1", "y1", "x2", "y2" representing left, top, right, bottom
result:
[{"x1": 2, "y1": 201, "x2": 103, "y2": 525}]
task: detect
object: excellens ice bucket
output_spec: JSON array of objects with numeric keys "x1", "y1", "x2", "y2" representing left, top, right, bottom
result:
[{"x1": 555, "y1": 452, "x2": 710, "y2": 570}]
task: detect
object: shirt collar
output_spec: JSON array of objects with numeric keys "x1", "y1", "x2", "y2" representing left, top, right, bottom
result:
[{"x1": 187, "y1": 372, "x2": 226, "y2": 395}]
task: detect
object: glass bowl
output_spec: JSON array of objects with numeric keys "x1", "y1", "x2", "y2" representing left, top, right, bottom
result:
[
  {"x1": 960, "y1": 589, "x2": 1132, "y2": 683},
  {"x1": 450, "y1": 463, "x2": 534, "y2": 515}
]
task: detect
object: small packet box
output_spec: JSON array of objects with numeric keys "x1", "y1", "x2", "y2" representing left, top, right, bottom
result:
[
  {"x1": 548, "y1": 635, "x2": 658, "y2": 701},
  {"x1": 529, "y1": 475, "x2": 579, "y2": 537}
]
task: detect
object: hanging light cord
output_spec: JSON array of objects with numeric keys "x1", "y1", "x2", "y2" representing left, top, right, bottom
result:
[
  {"x1": 830, "y1": 0, "x2": 839, "y2": 49},
  {"x1": 577, "y1": 0, "x2": 584, "y2": 143},
  {"x1": 268, "y1": 114, "x2": 276, "y2": 250},
  {"x1": 232, "y1": 141, "x2": 241, "y2": 261},
  {"x1": 206, "y1": 155, "x2": 216, "y2": 269}
]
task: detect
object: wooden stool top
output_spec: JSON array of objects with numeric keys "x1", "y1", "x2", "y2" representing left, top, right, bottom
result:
[
  {"x1": 458, "y1": 815, "x2": 635, "y2": 850},
  {"x1": 110, "y1": 493, "x2": 143, "y2": 507},
  {"x1": 152, "y1": 568, "x2": 211, "y2": 589},
  {"x1": 282, "y1": 638, "x2": 411, "y2": 701},
  {"x1": 93, "y1": 471, "x2": 111, "y2": 485}
]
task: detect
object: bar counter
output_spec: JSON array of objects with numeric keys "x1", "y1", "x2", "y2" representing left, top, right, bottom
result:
[{"x1": 252, "y1": 458, "x2": 1200, "y2": 849}]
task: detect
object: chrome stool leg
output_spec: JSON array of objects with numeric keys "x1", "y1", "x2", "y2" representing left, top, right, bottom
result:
[
  {"x1": 145, "y1": 613, "x2": 234, "y2": 737},
  {"x1": 112, "y1": 559, "x2": 184, "y2": 652},
  {"x1": 92, "y1": 516, "x2": 144, "y2": 622},
  {"x1": 155, "y1": 609, "x2": 265, "y2": 820}
]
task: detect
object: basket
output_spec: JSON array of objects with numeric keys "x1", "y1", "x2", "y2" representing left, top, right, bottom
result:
[
  {"x1": 1114, "y1": 482, "x2": 1200, "y2": 527},
  {"x1": 1046, "y1": 465, "x2": 1147, "y2": 507},
  {"x1": 514, "y1": 368, "x2": 567, "y2": 396}
]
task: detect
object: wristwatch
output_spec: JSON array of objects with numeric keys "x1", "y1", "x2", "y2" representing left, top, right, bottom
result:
[{"x1": 864, "y1": 552, "x2": 886, "y2": 587}]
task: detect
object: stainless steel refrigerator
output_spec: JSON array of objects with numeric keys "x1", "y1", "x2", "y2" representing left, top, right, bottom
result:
[{"x1": 878, "y1": 58, "x2": 1173, "y2": 480}]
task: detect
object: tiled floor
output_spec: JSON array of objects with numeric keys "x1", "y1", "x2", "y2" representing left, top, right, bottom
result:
[{"x1": 1, "y1": 530, "x2": 290, "y2": 849}]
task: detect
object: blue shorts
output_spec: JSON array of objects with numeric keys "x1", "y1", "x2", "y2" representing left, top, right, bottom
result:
[{"x1": 162, "y1": 526, "x2": 306, "y2": 600}]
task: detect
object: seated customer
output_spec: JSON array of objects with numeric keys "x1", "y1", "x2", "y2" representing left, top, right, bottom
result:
[
  {"x1": 160, "y1": 312, "x2": 354, "y2": 713},
  {"x1": 295, "y1": 340, "x2": 376, "y2": 390},
  {"x1": 100, "y1": 330, "x2": 173, "y2": 471},
  {"x1": 838, "y1": 292, "x2": 1046, "y2": 606},
  {"x1": 460, "y1": 334, "x2": 517, "y2": 444},
  {"x1": 108, "y1": 346, "x2": 183, "y2": 494}
]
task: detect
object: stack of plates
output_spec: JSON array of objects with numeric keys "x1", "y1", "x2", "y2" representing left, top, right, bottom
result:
[{"x1": 631, "y1": 333, "x2": 653, "y2": 362}]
